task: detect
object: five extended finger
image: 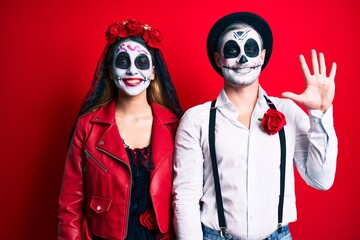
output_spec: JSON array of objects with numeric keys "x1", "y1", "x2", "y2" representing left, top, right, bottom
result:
[
  {"x1": 329, "y1": 62, "x2": 337, "y2": 80},
  {"x1": 299, "y1": 54, "x2": 311, "y2": 80},
  {"x1": 311, "y1": 49, "x2": 319, "y2": 75},
  {"x1": 319, "y1": 52, "x2": 326, "y2": 76}
]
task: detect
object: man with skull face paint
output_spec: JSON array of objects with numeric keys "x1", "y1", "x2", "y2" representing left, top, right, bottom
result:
[
  {"x1": 58, "y1": 19, "x2": 182, "y2": 240},
  {"x1": 173, "y1": 12, "x2": 337, "y2": 240},
  {"x1": 217, "y1": 23, "x2": 264, "y2": 86}
]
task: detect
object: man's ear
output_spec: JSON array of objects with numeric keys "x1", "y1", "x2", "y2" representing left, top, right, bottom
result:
[
  {"x1": 261, "y1": 49, "x2": 266, "y2": 64},
  {"x1": 214, "y1": 52, "x2": 222, "y2": 68}
]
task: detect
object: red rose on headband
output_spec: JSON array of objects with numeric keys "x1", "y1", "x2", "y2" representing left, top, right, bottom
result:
[
  {"x1": 120, "y1": 19, "x2": 144, "y2": 37},
  {"x1": 260, "y1": 109, "x2": 286, "y2": 135},
  {"x1": 143, "y1": 28, "x2": 162, "y2": 48},
  {"x1": 105, "y1": 22, "x2": 122, "y2": 42},
  {"x1": 139, "y1": 209, "x2": 158, "y2": 230},
  {"x1": 105, "y1": 19, "x2": 162, "y2": 48}
]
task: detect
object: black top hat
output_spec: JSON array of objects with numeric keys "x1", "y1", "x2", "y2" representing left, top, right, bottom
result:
[{"x1": 207, "y1": 12, "x2": 273, "y2": 76}]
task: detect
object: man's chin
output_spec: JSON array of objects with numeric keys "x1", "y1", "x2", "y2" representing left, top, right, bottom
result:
[{"x1": 224, "y1": 77, "x2": 257, "y2": 86}]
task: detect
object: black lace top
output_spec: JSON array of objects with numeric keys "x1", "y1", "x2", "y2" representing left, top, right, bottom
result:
[
  {"x1": 124, "y1": 144, "x2": 157, "y2": 240},
  {"x1": 92, "y1": 143, "x2": 159, "y2": 240}
]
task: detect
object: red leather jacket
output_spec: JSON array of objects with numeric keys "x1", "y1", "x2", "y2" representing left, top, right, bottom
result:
[{"x1": 58, "y1": 100, "x2": 178, "y2": 239}]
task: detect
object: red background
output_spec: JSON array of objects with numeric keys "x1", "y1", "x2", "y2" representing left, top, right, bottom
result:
[{"x1": 1, "y1": 0, "x2": 359, "y2": 239}]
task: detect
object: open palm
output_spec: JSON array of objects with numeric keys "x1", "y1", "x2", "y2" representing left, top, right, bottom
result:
[{"x1": 282, "y1": 49, "x2": 337, "y2": 112}]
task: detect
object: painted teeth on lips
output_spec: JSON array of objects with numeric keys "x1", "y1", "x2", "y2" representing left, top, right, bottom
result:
[
  {"x1": 232, "y1": 65, "x2": 260, "y2": 70},
  {"x1": 122, "y1": 78, "x2": 144, "y2": 87},
  {"x1": 224, "y1": 64, "x2": 261, "y2": 73},
  {"x1": 233, "y1": 68, "x2": 251, "y2": 74}
]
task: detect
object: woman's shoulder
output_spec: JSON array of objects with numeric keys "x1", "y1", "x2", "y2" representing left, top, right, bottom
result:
[
  {"x1": 151, "y1": 102, "x2": 178, "y2": 123},
  {"x1": 76, "y1": 100, "x2": 115, "y2": 125}
]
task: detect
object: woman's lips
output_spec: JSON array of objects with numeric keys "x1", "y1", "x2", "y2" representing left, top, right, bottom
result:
[{"x1": 122, "y1": 78, "x2": 144, "y2": 86}]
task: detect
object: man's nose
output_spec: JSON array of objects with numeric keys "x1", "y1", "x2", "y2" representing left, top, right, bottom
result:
[{"x1": 238, "y1": 55, "x2": 248, "y2": 64}]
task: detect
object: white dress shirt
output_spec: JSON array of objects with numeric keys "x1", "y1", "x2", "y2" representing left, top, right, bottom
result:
[{"x1": 172, "y1": 87, "x2": 337, "y2": 240}]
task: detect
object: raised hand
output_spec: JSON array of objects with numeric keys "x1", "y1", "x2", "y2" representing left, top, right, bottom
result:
[{"x1": 282, "y1": 49, "x2": 336, "y2": 112}]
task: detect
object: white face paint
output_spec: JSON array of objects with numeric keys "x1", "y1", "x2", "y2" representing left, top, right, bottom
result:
[
  {"x1": 217, "y1": 26, "x2": 265, "y2": 86},
  {"x1": 112, "y1": 40, "x2": 154, "y2": 96}
]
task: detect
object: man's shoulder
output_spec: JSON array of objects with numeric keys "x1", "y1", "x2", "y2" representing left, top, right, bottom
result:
[
  {"x1": 179, "y1": 101, "x2": 212, "y2": 125},
  {"x1": 184, "y1": 101, "x2": 212, "y2": 116}
]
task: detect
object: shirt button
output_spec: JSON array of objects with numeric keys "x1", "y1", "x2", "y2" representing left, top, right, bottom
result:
[
  {"x1": 96, "y1": 206, "x2": 101, "y2": 211},
  {"x1": 99, "y1": 141, "x2": 104, "y2": 145}
]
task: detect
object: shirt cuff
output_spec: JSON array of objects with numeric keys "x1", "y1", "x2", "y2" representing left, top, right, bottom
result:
[{"x1": 308, "y1": 105, "x2": 334, "y2": 133}]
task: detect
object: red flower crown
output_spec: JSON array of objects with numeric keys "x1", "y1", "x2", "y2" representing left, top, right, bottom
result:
[{"x1": 105, "y1": 19, "x2": 162, "y2": 48}]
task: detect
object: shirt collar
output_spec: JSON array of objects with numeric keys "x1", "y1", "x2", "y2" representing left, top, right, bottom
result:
[
  {"x1": 216, "y1": 88, "x2": 233, "y2": 109},
  {"x1": 216, "y1": 85, "x2": 269, "y2": 111},
  {"x1": 257, "y1": 86, "x2": 268, "y2": 108}
]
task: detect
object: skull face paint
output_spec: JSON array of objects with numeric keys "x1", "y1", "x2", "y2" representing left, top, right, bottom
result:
[
  {"x1": 217, "y1": 26, "x2": 265, "y2": 86},
  {"x1": 112, "y1": 40, "x2": 154, "y2": 96}
]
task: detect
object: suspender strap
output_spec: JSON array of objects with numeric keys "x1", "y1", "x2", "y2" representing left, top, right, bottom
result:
[
  {"x1": 264, "y1": 95, "x2": 287, "y2": 233},
  {"x1": 209, "y1": 100, "x2": 227, "y2": 236},
  {"x1": 208, "y1": 96, "x2": 287, "y2": 235}
]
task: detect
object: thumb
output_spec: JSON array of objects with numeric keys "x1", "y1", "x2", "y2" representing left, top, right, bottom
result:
[{"x1": 281, "y1": 92, "x2": 302, "y2": 103}]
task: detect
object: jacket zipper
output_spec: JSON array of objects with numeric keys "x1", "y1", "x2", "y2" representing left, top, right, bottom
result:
[
  {"x1": 84, "y1": 149, "x2": 108, "y2": 173},
  {"x1": 96, "y1": 146, "x2": 132, "y2": 237}
]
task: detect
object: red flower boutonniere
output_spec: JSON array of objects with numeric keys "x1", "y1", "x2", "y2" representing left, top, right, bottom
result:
[
  {"x1": 259, "y1": 109, "x2": 286, "y2": 135},
  {"x1": 139, "y1": 209, "x2": 158, "y2": 230}
]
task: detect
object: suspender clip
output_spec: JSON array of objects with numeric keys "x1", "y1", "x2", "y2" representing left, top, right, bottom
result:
[
  {"x1": 219, "y1": 227, "x2": 226, "y2": 238},
  {"x1": 277, "y1": 223, "x2": 282, "y2": 233}
]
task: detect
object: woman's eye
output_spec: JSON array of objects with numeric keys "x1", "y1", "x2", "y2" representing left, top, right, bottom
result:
[
  {"x1": 135, "y1": 55, "x2": 150, "y2": 70},
  {"x1": 115, "y1": 52, "x2": 130, "y2": 69}
]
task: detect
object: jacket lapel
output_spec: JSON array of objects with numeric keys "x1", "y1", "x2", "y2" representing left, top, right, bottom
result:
[
  {"x1": 90, "y1": 100, "x2": 130, "y2": 166},
  {"x1": 150, "y1": 103, "x2": 178, "y2": 176}
]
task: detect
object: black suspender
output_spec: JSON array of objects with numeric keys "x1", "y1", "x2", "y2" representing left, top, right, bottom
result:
[
  {"x1": 208, "y1": 96, "x2": 286, "y2": 237},
  {"x1": 264, "y1": 95, "x2": 287, "y2": 233},
  {"x1": 209, "y1": 100, "x2": 227, "y2": 237}
]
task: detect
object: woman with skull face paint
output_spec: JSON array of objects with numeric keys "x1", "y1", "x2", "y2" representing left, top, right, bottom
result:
[
  {"x1": 173, "y1": 12, "x2": 338, "y2": 240},
  {"x1": 58, "y1": 19, "x2": 182, "y2": 240}
]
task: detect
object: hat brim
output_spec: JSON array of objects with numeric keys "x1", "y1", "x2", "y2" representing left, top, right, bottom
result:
[{"x1": 207, "y1": 12, "x2": 273, "y2": 76}]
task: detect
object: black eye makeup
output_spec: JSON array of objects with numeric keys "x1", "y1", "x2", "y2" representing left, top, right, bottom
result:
[
  {"x1": 115, "y1": 52, "x2": 150, "y2": 70},
  {"x1": 244, "y1": 38, "x2": 259, "y2": 58},
  {"x1": 223, "y1": 40, "x2": 240, "y2": 59},
  {"x1": 135, "y1": 54, "x2": 150, "y2": 70},
  {"x1": 115, "y1": 52, "x2": 130, "y2": 69}
]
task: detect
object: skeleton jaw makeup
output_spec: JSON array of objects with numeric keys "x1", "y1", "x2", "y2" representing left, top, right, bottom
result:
[
  {"x1": 216, "y1": 25, "x2": 265, "y2": 86},
  {"x1": 112, "y1": 40, "x2": 154, "y2": 96}
]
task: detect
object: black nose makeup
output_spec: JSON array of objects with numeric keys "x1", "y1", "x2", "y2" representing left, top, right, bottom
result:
[{"x1": 239, "y1": 55, "x2": 248, "y2": 63}]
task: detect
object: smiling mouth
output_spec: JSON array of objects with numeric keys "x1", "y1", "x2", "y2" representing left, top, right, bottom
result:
[
  {"x1": 121, "y1": 78, "x2": 145, "y2": 86},
  {"x1": 223, "y1": 64, "x2": 261, "y2": 74}
]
